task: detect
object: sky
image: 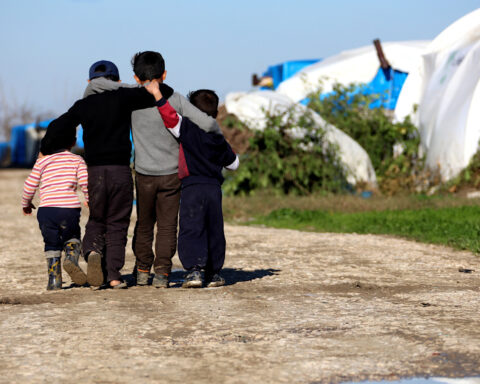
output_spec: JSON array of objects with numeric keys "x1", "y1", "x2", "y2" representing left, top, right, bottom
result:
[{"x1": 0, "y1": 0, "x2": 479, "y2": 121}]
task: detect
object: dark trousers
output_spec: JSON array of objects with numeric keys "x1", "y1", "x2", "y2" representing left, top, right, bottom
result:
[
  {"x1": 178, "y1": 183, "x2": 225, "y2": 274},
  {"x1": 133, "y1": 172, "x2": 181, "y2": 275},
  {"x1": 37, "y1": 207, "x2": 81, "y2": 251},
  {"x1": 82, "y1": 165, "x2": 133, "y2": 282}
]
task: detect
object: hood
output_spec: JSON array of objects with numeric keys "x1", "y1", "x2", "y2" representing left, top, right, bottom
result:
[
  {"x1": 83, "y1": 77, "x2": 174, "y2": 99},
  {"x1": 83, "y1": 77, "x2": 137, "y2": 98}
]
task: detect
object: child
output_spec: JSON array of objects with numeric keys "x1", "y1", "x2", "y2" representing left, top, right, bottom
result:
[
  {"x1": 22, "y1": 127, "x2": 88, "y2": 290},
  {"x1": 40, "y1": 60, "x2": 169, "y2": 288},
  {"x1": 146, "y1": 81, "x2": 239, "y2": 288}
]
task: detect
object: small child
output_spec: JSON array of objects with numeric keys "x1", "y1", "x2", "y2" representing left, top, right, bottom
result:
[
  {"x1": 22, "y1": 127, "x2": 88, "y2": 290},
  {"x1": 146, "y1": 82, "x2": 239, "y2": 287}
]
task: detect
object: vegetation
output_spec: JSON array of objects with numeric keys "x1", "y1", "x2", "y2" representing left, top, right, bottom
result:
[
  {"x1": 251, "y1": 205, "x2": 480, "y2": 253},
  {"x1": 223, "y1": 108, "x2": 348, "y2": 195},
  {"x1": 306, "y1": 83, "x2": 430, "y2": 195}
]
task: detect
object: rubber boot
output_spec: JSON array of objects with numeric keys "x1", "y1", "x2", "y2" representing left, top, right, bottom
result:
[
  {"x1": 46, "y1": 256, "x2": 62, "y2": 291},
  {"x1": 63, "y1": 239, "x2": 87, "y2": 285}
]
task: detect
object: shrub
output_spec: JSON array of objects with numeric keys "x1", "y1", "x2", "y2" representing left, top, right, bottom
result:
[
  {"x1": 306, "y1": 82, "x2": 427, "y2": 195},
  {"x1": 223, "y1": 107, "x2": 348, "y2": 196}
]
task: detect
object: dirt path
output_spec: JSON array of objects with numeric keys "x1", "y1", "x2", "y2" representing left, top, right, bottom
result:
[{"x1": 1, "y1": 169, "x2": 479, "y2": 384}]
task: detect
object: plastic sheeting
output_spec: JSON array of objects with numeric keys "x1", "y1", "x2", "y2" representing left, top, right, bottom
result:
[
  {"x1": 394, "y1": 9, "x2": 480, "y2": 180},
  {"x1": 262, "y1": 60, "x2": 321, "y2": 89},
  {"x1": 225, "y1": 91, "x2": 377, "y2": 186},
  {"x1": 276, "y1": 41, "x2": 429, "y2": 103}
]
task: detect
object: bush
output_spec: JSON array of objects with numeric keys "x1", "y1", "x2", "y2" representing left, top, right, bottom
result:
[
  {"x1": 306, "y1": 83, "x2": 427, "y2": 195},
  {"x1": 223, "y1": 107, "x2": 348, "y2": 196}
]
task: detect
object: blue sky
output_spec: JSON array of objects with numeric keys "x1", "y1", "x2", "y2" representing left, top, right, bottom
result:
[{"x1": 0, "y1": 0, "x2": 479, "y2": 119}]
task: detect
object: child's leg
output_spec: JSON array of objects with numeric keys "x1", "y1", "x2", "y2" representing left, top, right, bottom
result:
[
  {"x1": 82, "y1": 166, "x2": 107, "y2": 258},
  {"x1": 132, "y1": 173, "x2": 159, "y2": 274},
  {"x1": 37, "y1": 207, "x2": 63, "y2": 290},
  {"x1": 206, "y1": 185, "x2": 226, "y2": 275},
  {"x1": 104, "y1": 166, "x2": 133, "y2": 284},
  {"x1": 153, "y1": 174, "x2": 181, "y2": 276},
  {"x1": 54, "y1": 208, "x2": 87, "y2": 286},
  {"x1": 178, "y1": 185, "x2": 208, "y2": 272}
]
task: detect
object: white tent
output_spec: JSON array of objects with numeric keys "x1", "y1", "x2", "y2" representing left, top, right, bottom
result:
[
  {"x1": 394, "y1": 9, "x2": 480, "y2": 180},
  {"x1": 225, "y1": 91, "x2": 377, "y2": 186},
  {"x1": 276, "y1": 41, "x2": 429, "y2": 103}
]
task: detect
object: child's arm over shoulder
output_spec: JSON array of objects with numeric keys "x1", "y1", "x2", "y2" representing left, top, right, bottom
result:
[
  {"x1": 145, "y1": 81, "x2": 182, "y2": 138},
  {"x1": 22, "y1": 157, "x2": 43, "y2": 214},
  {"x1": 170, "y1": 93, "x2": 222, "y2": 135}
]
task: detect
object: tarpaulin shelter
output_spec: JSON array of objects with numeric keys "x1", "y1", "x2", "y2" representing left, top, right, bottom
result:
[
  {"x1": 225, "y1": 90, "x2": 377, "y2": 186},
  {"x1": 276, "y1": 41, "x2": 429, "y2": 108},
  {"x1": 394, "y1": 9, "x2": 480, "y2": 180}
]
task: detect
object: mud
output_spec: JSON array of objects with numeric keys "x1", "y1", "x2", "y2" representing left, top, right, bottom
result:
[{"x1": 1, "y1": 169, "x2": 479, "y2": 384}]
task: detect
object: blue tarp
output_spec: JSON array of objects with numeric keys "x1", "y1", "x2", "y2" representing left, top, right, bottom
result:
[
  {"x1": 262, "y1": 59, "x2": 321, "y2": 89},
  {"x1": 10, "y1": 120, "x2": 53, "y2": 166},
  {"x1": 300, "y1": 66, "x2": 408, "y2": 110},
  {"x1": 8, "y1": 119, "x2": 86, "y2": 167}
]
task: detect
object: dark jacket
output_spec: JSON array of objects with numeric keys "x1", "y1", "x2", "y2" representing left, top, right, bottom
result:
[
  {"x1": 177, "y1": 117, "x2": 237, "y2": 187},
  {"x1": 41, "y1": 84, "x2": 173, "y2": 166}
]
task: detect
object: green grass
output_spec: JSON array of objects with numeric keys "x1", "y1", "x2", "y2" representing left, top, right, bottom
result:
[{"x1": 252, "y1": 206, "x2": 480, "y2": 253}]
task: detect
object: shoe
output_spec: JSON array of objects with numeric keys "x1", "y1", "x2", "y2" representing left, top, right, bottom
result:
[
  {"x1": 63, "y1": 240, "x2": 87, "y2": 286},
  {"x1": 110, "y1": 280, "x2": 128, "y2": 289},
  {"x1": 136, "y1": 269, "x2": 150, "y2": 286},
  {"x1": 206, "y1": 274, "x2": 225, "y2": 288},
  {"x1": 46, "y1": 257, "x2": 62, "y2": 290},
  {"x1": 86, "y1": 251, "x2": 104, "y2": 287},
  {"x1": 182, "y1": 270, "x2": 203, "y2": 288},
  {"x1": 152, "y1": 273, "x2": 169, "y2": 288}
]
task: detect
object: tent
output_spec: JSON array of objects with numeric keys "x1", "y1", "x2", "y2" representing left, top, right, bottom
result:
[
  {"x1": 225, "y1": 90, "x2": 377, "y2": 186},
  {"x1": 276, "y1": 41, "x2": 429, "y2": 107},
  {"x1": 394, "y1": 9, "x2": 480, "y2": 180}
]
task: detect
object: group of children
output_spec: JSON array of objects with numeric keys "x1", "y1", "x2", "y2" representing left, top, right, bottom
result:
[{"x1": 22, "y1": 51, "x2": 239, "y2": 290}]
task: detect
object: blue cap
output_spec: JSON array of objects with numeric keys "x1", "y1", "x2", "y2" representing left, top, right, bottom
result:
[{"x1": 88, "y1": 60, "x2": 120, "y2": 80}]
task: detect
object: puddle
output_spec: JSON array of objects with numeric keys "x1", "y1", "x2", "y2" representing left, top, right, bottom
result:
[{"x1": 345, "y1": 378, "x2": 480, "y2": 384}]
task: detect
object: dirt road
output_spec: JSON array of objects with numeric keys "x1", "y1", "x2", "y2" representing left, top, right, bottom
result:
[{"x1": 1, "y1": 169, "x2": 479, "y2": 384}]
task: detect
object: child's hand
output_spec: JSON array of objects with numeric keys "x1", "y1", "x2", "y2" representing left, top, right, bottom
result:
[
  {"x1": 145, "y1": 80, "x2": 162, "y2": 101},
  {"x1": 22, "y1": 202, "x2": 36, "y2": 216}
]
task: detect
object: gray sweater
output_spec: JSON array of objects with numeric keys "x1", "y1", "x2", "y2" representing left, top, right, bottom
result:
[{"x1": 84, "y1": 78, "x2": 222, "y2": 176}]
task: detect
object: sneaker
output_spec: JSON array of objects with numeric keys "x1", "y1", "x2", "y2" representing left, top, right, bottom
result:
[
  {"x1": 206, "y1": 274, "x2": 225, "y2": 288},
  {"x1": 136, "y1": 270, "x2": 150, "y2": 286},
  {"x1": 152, "y1": 273, "x2": 169, "y2": 288},
  {"x1": 63, "y1": 240, "x2": 87, "y2": 286},
  {"x1": 182, "y1": 270, "x2": 203, "y2": 288},
  {"x1": 86, "y1": 251, "x2": 104, "y2": 287}
]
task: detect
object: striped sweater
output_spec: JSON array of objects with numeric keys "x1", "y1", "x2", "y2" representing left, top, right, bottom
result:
[{"x1": 22, "y1": 151, "x2": 89, "y2": 208}]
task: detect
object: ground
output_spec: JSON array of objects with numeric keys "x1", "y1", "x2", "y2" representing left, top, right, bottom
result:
[{"x1": 0, "y1": 169, "x2": 479, "y2": 384}]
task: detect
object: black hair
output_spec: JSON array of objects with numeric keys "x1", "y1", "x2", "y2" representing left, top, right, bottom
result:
[
  {"x1": 92, "y1": 63, "x2": 119, "y2": 82},
  {"x1": 131, "y1": 51, "x2": 165, "y2": 81},
  {"x1": 188, "y1": 89, "x2": 219, "y2": 118},
  {"x1": 42, "y1": 121, "x2": 76, "y2": 153}
]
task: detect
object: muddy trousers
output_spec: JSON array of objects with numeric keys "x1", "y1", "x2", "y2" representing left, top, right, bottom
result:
[
  {"x1": 133, "y1": 172, "x2": 181, "y2": 275},
  {"x1": 37, "y1": 207, "x2": 81, "y2": 257},
  {"x1": 82, "y1": 165, "x2": 133, "y2": 282},
  {"x1": 178, "y1": 183, "x2": 225, "y2": 274}
]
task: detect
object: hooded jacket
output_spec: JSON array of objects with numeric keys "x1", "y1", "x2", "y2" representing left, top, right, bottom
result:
[{"x1": 84, "y1": 78, "x2": 222, "y2": 176}]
